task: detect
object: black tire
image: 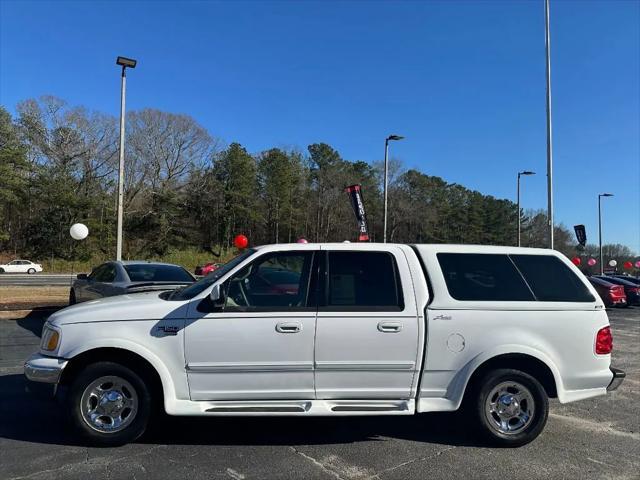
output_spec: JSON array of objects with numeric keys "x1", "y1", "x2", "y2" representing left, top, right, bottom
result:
[
  {"x1": 27, "y1": 268, "x2": 36, "y2": 274},
  {"x1": 67, "y1": 362, "x2": 152, "y2": 447},
  {"x1": 469, "y1": 368, "x2": 548, "y2": 447},
  {"x1": 69, "y1": 289, "x2": 77, "y2": 305},
  {"x1": 0, "y1": 268, "x2": 4, "y2": 273}
]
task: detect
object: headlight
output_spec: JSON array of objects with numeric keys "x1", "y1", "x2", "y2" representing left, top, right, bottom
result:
[{"x1": 41, "y1": 324, "x2": 60, "y2": 352}]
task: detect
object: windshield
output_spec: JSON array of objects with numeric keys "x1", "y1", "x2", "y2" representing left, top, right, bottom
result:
[
  {"x1": 169, "y1": 249, "x2": 257, "y2": 300},
  {"x1": 124, "y1": 264, "x2": 194, "y2": 282}
]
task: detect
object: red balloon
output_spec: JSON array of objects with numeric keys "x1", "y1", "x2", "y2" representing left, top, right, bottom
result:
[
  {"x1": 571, "y1": 257, "x2": 581, "y2": 266},
  {"x1": 623, "y1": 261, "x2": 633, "y2": 270},
  {"x1": 233, "y1": 234, "x2": 249, "y2": 249}
]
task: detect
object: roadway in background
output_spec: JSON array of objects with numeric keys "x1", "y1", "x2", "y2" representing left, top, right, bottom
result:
[{"x1": 0, "y1": 274, "x2": 75, "y2": 286}]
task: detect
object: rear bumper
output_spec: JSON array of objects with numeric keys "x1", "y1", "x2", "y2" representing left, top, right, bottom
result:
[{"x1": 607, "y1": 367, "x2": 626, "y2": 392}]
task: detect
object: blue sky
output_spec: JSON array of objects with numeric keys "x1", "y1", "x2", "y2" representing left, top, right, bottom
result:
[{"x1": 1, "y1": 0, "x2": 638, "y2": 252}]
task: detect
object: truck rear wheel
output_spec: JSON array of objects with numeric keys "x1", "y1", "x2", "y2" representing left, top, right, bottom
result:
[
  {"x1": 67, "y1": 362, "x2": 151, "y2": 446},
  {"x1": 470, "y1": 368, "x2": 548, "y2": 447}
]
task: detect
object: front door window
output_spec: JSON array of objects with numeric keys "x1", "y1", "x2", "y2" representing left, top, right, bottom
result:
[{"x1": 224, "y1": 252, "x2": 314, "y2": 311}]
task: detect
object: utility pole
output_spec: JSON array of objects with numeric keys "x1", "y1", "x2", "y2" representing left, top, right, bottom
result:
[
  {"x1": 517, "y1": 171, "x2": 536, "y2": 247},
  {"x1": 115, "y1": 56, "x2": 137, "y2": 261},
  {"x1": 383, "y1": 134, "x2": 404, "y2": 243},
  {"x1": 544, "y1": 0, "x2": 554, "y2": 249}
]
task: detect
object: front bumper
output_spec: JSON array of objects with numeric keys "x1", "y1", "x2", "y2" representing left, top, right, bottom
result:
[
  {"x1": 24, "y1": 353, "x2": 68, "y2": 385},
  {"x1": 607, "y1": 367, "x2": 626, "y2": 392}
]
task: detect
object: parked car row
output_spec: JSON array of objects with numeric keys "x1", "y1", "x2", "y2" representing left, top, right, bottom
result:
[{"x1": 587, "y1": 274, "x2": 640, "y2": 307}]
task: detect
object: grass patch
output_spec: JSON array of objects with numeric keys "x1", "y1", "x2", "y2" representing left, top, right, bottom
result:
[{"x1": 0, "y1": 286, "x2": 69, "y2": 310}]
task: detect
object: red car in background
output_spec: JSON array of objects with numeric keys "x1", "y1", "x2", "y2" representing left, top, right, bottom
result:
[
  {"x1": 194, "y1": 262, "x2": 223, "y2": 277},
  {"x1": 595, "y1": 275, "x2": 640, "y2": 306},
  {"x1": 588, "y1": 276, "x2": 627, "y2": 307}
]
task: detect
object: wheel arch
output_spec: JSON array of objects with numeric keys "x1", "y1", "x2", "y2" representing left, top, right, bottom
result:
[
  {"x1": 59, "y1": 346, "x2": 167, "y2": 410},
  {"x1": 463, "y1": 353, "x2": 558, "y2": 401}
]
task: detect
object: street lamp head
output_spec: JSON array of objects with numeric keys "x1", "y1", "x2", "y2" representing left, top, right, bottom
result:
[
  {"x1": 116, "y1": 56, "x2": 137, "y2": 68},
  {"x1": 387, "y1": 135, "x2": 404, "y2": 141},
  {"x1": 520, "y1": 171, "x2": 536, "y2": 176},
  {"x1": 600, "y1": 193, "x2": 614, "y2": 197}
]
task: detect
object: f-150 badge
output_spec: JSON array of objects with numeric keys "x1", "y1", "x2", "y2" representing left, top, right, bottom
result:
[{"x1": 156, "y1": 325, "x2": 180, "y2": 336}]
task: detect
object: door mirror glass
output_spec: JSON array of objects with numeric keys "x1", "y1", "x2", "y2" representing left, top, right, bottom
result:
[
  {"x1": 209, "y1": 284, "x2": 224, "y2": 305},
  {"x1": 77, "y1": 273, "x2": 88, "y2": 280}
]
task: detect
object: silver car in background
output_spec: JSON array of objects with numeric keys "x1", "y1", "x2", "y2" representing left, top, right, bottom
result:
[{"x1": 69, "y1": 261, "x2": 195, "y2": 304}]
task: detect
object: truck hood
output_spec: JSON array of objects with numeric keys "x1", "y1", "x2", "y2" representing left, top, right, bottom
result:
[{"x1": 48, "y1": 291, "x2": 190, "y2": 326}]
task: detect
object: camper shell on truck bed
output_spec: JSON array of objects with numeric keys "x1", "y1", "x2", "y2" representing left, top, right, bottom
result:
[{"x1": 25, "y1": 243, "x2": 624, "y2": 447}]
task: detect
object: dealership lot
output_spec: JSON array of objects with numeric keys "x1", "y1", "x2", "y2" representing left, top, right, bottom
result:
[{"x1": 1, "y1": 308, "x2": 638, "y2": 480}]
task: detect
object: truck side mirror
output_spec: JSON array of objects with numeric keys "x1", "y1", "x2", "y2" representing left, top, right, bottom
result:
[{"x1": 209, "y1": 284, "x2": 225, "y2": 306}]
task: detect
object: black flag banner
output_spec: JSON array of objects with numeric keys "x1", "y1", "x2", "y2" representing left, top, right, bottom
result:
[
  {"x1": 345, "y1": 184, "x2": 370, "y2": 241},
  {"x1": 574, "y1": 224, "x2": 587, "y2": 247}
]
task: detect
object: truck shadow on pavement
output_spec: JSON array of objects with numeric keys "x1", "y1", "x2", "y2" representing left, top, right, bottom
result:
[
  {"x1": 0, "y1": 373, "x2": 482, "y2": 448},
  {"x1": 15, "y1": 307, "x2": 62, "y2": 338}
]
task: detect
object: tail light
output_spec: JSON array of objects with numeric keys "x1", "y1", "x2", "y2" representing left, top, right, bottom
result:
[
  {"x1": 609, "y1": 286, "x2": 625, "y2": 298},
  {"x1": 595, "y1": 326, "x2": 613, "y2": 355}
]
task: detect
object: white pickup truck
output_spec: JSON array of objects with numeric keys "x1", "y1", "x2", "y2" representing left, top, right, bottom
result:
[{"x1": 25, "y1": 243, "x2": 625, "y2": 447}]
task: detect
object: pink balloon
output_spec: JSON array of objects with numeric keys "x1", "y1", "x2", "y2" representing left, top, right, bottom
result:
[
  {"x1": 296, "y1": 237, "x2": 308, "y2": 244},
  {"x1": 636, "y1": 260, "x2": 640, "y2": 268},
  {"x1": 587, "y1": 258, "x2": 597, "y2": 266}
]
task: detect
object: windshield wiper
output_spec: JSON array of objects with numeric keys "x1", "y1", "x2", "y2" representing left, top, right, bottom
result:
[{"x1": 168, "y1": 286, "x2": 187, "y2": 300}]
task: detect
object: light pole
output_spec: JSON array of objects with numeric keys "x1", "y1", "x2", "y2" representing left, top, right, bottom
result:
[
  {"x1": 517, "y1": 171, "x2": 535, "y2": 247},
  {"x1": 115, "y1": 56, "x2": 137, "y2": 261},
  {"x1": 544, "y1": 0, "x2": 554, "y2": 249},
  {"x1": 383, "y1": 134, "x2": 404, "y2": 243},
  {"x1": 598, "y1": 193, "x2": 613, "y2": 274}
]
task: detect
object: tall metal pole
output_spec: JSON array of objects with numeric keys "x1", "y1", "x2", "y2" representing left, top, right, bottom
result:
[
  {"x1": 598, "y1": 195, "x2": 603, "y2": 275},
  {"x1": 517, "y1": 173, "x2": 521, "y2": 247},
  {"x1": 544, "y1": 0, "x2": 554, "y2": 249},
  {"x1": 383, "y1": 138, "x2": 390, "y2": 243},
  {"x1": 116, "y1": 66, "x2": 126, "y2": 261}
]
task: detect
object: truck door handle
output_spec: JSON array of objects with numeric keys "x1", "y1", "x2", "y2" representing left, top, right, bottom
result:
[
  {"x1": 377, "y1": 322, "x2": 402, "y2": 333},
  {"x1": 276, "y1": 322, "x2": 302, "y2": 333}
]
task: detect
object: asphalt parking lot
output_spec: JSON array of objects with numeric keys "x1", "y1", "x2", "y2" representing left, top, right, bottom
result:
[{"x1": 1, "y1": 308, "x2": 638, "y2": 480}]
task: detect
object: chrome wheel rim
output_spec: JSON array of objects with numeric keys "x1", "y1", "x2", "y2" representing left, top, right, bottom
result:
[
  {"x1": 80, "y1": 375, "x2": 138, "y2": 433},
  {"x1": 484, "y1": 381, "x2": 535, "y2": 435}
]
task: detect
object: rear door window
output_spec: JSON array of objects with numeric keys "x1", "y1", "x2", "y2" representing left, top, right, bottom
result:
[
  {"x1": 437, "y1": 253, "x2": 535, "y2": 301},
  {"x1": 324, "y1": 251, "x2": 404, "y2": 311},
  {"x1": 510, "y1": 255, "x2": 595, "y2": 302}
]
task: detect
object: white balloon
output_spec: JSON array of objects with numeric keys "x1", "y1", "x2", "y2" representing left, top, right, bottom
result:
[
  {"x1": 608, "y1": 259, "x2": 617, "y2": 267},
  {"x1": 70, "y1": 223, "x2": 89, "y2": 240}
]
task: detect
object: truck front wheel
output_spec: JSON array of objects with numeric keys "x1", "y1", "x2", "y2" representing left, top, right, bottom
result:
[
  {"x1": 67, "y1": 362, "x2": 152, "y2": 446},
  {"x1": 470, "y1": 368, "x2": 548, "y2": 447}
]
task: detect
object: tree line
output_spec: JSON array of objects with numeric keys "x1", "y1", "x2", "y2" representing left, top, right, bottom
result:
[{"x1": 0, "y1": 96, "x2": 636, "y2": 266}]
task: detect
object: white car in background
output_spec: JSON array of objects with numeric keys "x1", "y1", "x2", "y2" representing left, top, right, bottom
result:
[{"x1": 0, "y1": 259, "x2": 43, "y2": 274}]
